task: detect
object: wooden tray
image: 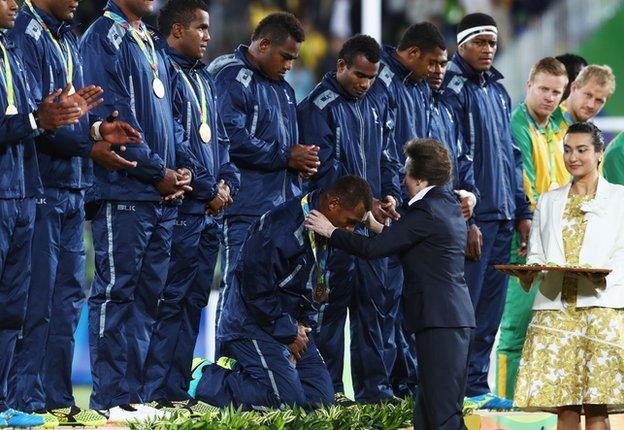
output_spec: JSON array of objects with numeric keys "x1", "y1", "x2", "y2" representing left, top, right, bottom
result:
[{"x1": 495, "y1": 264, "x2": 611, "y2": 276}]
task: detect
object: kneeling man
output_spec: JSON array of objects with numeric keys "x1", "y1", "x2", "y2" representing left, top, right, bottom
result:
[{"x1": 191, "y1": 176, "x2": 372, "y2": 410}]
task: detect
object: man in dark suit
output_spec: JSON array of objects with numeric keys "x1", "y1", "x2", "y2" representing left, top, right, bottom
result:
[{"x1": 306, "y1": 138, "x2": 475, "y2": 430}]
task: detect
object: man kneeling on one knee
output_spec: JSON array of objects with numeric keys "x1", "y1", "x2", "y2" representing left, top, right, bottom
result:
[{"x1": 190, "y1": 176, "x2": 372, "y2": 409}]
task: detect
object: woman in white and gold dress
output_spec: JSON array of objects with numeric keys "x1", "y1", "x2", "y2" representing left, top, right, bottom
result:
[{"x1": 513, "y1": 122, "x2": 624, "y2": 430}]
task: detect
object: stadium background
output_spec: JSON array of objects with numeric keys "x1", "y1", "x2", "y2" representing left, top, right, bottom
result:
[{"x1": 59, "y1": 0, "x2": 623, "y2": 403}]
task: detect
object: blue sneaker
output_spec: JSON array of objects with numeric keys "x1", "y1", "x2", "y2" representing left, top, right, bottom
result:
[
  {"x1": 466, "y1": 392, "x2": 513, "y2": 410},
  {"x1": 188, "y1": 357, "x2": 212, "y2": 398},
  {"x1": 0, "y1": 408, "x2": 46, "y2": 428}
]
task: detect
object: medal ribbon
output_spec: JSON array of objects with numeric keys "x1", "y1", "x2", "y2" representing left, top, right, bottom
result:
[
  {"x1": 25, "y1": 0, "x2": 73, "y2": 86},
  {"x1": 177, "y1": 69, "x2": 207, "y2": 123},
  {"x1": 300, "y1": 194, "x2": 329, "y2": 291},
  {"x1": 104, "y1": 11, "x2": 160, "y2": 80},
  {"x1": 545, "y1": 126, "x2": 558, "y2": 186},
  {"x1": 0, "y1": 39, "x2": 16, "y2": 109}
]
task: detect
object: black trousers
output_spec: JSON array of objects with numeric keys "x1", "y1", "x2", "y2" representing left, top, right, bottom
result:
[{"x1": 413, "y1": 327, "x2": 473, "y2": 430}]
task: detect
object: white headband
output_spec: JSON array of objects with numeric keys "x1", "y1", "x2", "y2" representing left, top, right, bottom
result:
[{"x1": 457, "y1": 25, "x2": 498, "y2": 46}]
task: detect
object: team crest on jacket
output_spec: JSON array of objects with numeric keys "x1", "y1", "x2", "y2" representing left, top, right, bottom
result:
[{"x1": 313, "y1": 89, "x2": 338, "y2": 110}]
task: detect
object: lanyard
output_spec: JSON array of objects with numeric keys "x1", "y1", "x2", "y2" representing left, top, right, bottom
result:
[
  {"x1": 25, "y1": 0, "x2": 73, "y2": 86},
  {"x1": 0, "y1": 39, "x2": 16, "y2": 112},
  {"x1": 301, "y1": 194, "x2": 329, "y2": 302},
  {"x1": 104, "y1": 11, "x2": 159, "y2": 79},
  {"x1": 178, "y1": 69, "x2": 208, "y2": 123}
]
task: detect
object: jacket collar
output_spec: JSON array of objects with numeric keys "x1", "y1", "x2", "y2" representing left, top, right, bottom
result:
[
  {"x1": 321, "y1": 71, "x2": 359, "y2": 102},
  {"x1": 166, "y1": 45, "x2": 206, "y2": 73},
  {"x1": 448, "y1": 52, "x2": 504, "y2": 86},
  {"x1": 22, "y1": 2, "x2": 76, "y2": 38},
  {"x1": 381, "y1": 45, "x2": 415, "y2": 83}
]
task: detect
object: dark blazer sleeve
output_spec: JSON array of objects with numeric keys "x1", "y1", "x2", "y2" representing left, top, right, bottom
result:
[{"x1": 329, "y1": 205, "x2": 434, "y2": 259}]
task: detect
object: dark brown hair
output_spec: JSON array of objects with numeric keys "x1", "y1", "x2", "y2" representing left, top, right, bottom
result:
[{"x1": 404, "y1": 138, "x2": 452, "y2": 185}]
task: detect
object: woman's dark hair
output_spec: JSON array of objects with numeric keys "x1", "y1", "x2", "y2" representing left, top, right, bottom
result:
[
  {"x1": 404, "y1": 138, "x2": 452, "y2": 185},
  {"x1": 565, "y1": 122, "x2": 605, "y2": 152}
]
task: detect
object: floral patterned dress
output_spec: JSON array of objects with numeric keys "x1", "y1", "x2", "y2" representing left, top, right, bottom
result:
[{"x1": 514, "y1": 193, "x2": 624, "y2": 412}]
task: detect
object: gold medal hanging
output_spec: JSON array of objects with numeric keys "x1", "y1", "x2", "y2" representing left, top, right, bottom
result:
[{"x1": 152, "y1": 77, "x2": 165, "y2": 99}]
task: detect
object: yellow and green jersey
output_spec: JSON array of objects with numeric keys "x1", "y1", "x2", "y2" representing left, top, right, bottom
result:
[
  {"x1": 603, "y1": 132, "x2": 624, "y2": 185},
  {"x1": 511, "y1": 102, "x2": 570, "y2": 209}
]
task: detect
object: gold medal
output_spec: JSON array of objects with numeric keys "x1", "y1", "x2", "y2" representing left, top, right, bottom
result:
[
  {"x1": 314, "y1": 283, "x2": 328, "y2": 303},
  {"x1": 199, "y1": 122, "x2": 211, "y2": 143},
  {"x1": 5, "y1": 104, "x2": 18, "y2": 116},
  {"x1": 152, "y1": 77, "x2": 165, "y2": 99}
]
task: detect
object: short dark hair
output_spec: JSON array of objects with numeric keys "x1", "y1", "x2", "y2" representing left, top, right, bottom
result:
[
  {"x1": 404, "y1": 139, "x2": 452, "y2": 185},
  {"x1": 251, "y1": 12, "x2": 305, "y2": 45},
  {"x1": 338, "y1": 34, "x2": 381, "y2": 67},
  {"x1": 158, "y1": 0, "x2": 209, "y2": 36},
  {"x1": 326, "y1": 176, "x2": 373, "y2": 212},
  {"x1": 565, "y1": 122, "x2": 605, "y2": 152},
  {"x1": 397, "y1": 22, "x2": 446, "y2": 53},
  {"x1": 555, "y1": 53, "x2": 588, "y2": 82}
]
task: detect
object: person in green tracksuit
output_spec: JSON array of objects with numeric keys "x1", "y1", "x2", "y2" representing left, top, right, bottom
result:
[
  {"x1": 603, "y1": 132, "x2": 624, "y2": 185},
  {"x1": 495, "y1": 58, "x2": 570, "y2": 400}
]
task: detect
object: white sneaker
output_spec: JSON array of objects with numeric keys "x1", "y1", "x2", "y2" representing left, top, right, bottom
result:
[{"x1": 106, "y1": 404, "x2": 167, "y2": 423}]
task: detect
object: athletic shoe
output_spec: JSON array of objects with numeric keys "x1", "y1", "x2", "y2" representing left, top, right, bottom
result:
[
  {"x1": 33, "y1": 409, "x2": 60, "y2": 428},
  {"x1": 466, "y1": 392, "x2": 513, "y2": 410},
  {"x1": 0, "y1": 408, "x2": 45, "y2": 428},
  {"x1": 216, "y1": 356, "x2": 237, "y2": 370},
  {"x1": 49, "y1": 406, "x2": 107, "y2": 427},
  {"x1": 188, "y1": 357, "x2": 212, "y2": 398},
  {"x1": 334, "y1": 392, "x2": 357, "y2": 407},
  {"x1": 170, "y1": 399, "x2": 218, "y2": 418},
  {"x1": 145, "y1": 400, "x2": 189, "y2": 418},
  {"x1": 106, "y1": 404, "x2": 167, "y2": 423}
]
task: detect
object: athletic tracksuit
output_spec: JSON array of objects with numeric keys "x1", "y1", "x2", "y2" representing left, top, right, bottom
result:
[
  {"x1": 441, "y1": 53, "x2": 532, "y2": 397},
  {"x1": 8, "y1": 4, "x2": 94, "y2": 413},
  {"x1": 80, "y1": 1, "x2": 198, "y2": 410},
  {"x1": 297, "y1": 72, "x2": 401, "y2": 402},
  {"x1": 195, "y1": 191, "x2": 333, "y2": 410},
  {"x1": 0, "y1": 32, "x2": 41, "y2": 412},
  {"x1": 142, "y1": 46, "x2": 240, "y2": 403},
  {"x1": 207, "y1": 45, "x2": 301, "y2": 337}
]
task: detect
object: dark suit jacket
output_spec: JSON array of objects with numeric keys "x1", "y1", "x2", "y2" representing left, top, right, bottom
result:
[{"x1": 330, "y1": 186, "x2": 476, "y2": 332}]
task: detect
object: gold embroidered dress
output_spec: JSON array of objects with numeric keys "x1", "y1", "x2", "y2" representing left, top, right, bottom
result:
[{"x1": 514, "y1": 193, "x2": 624, "y2": 412}]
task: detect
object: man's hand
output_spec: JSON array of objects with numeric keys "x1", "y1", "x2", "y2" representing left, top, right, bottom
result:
[
  {"x1": 516, "y1": 218, "x2": 532, "y2": 257},
  {"x1": 371, "y1": 198, "x2": 388, "y2": 225},
  {"x1": 61, "y1": 84, "x2": 104, "y2": 118},
  {"x1": 99, "y1": 111, "x2": 143, "y2": 145},
  {"x1": 289, "y1": 324, "x2": 311, "y2": 364},
  {"x1": 36, "y1": 87, "x2": 82, "y2": 131},
  {"x1": 507, "y1": 269, "x2": 538, "y2": 292},
  {"x1": 465, "y1": 224, "x2": 483, "y2": 261},
  {"x1": 288, "y1": 144, "x2": 320, "y2": 177},
  {"x1": 381, "y1": 195, "x2": 400, "y2": 221},
  {"x1": 90, "y1": 140, "x2": 138, "y2": 170},
  {"x1": 454, "y1": 190, "x2": 476, "y2": 220},
  {"x1": 156, "y1": 168, "x2": 193, "y2": 201}
]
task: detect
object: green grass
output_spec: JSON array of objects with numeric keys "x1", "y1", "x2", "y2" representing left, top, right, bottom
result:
[{"x1": 126, "y1": 399, "x2": 415, "y2": 430}]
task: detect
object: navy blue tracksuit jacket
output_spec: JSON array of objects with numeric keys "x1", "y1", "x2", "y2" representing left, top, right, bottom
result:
[
  {"x1": 7, "y1": 4, "x2": 96, "y2": 412},
  {"x1": 0, "y1": 32, "x2": 40, "y2": 412},
  {"x1": 297, "y1": 72, "x2": 401, "y2": 402},
  {"x1": 142, "y1": 46, "x2": 240, "y2": 402},
  {"x1": 442, "y1": 52, "x2": 532, "y2": 397},
  {"x1": 79, "y1": 1, "x2": 199, "y2": 409},
  {"x1": 197, "y1": 191, "x2": 333, "y2": 409}
]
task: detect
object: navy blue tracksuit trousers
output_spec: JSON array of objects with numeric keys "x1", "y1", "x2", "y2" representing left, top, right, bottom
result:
[
  {"x1": 143, "y1": 215, "x2": 221, "y2": 402},
  {"x1": 215, "y1": 215, "x2": 256, "y2": 336},
  {"x1": 464, "y1": 220, "x2": 513, "y2": 397},
  {"x1": 196, "y1": 337, "x2": 334, "y2": 410},
  {"x1": 9, "y1": 189, "x2": 85, "y2": 412},
  {"x1": 0, "y1": 198, "x2": 36, "y2": 411},
  {"x1": 88, "y1": 201, "x2": 177, "y2": 410}
]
